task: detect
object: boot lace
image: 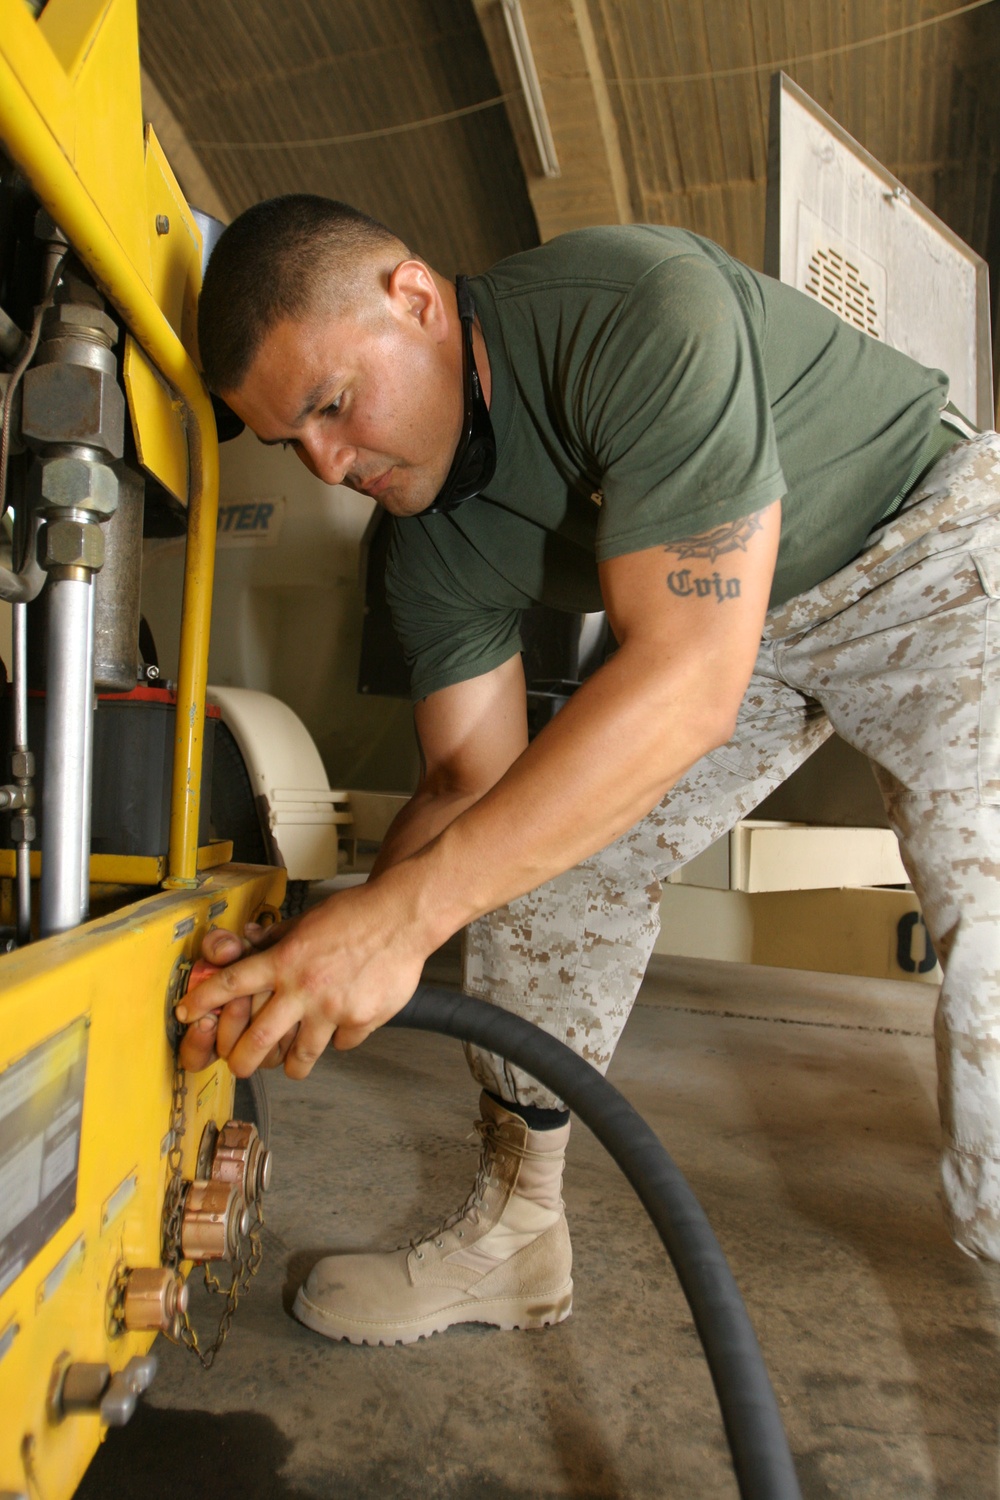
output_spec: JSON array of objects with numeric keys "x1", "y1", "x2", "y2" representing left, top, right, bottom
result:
[{"x1": 406, "y1": 1118, "x2": 556, "y2": 1259}]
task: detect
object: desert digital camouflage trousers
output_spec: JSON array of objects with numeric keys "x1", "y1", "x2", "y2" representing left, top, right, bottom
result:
[{"x1": 463, "y1": 430, "x2": 1000, "y2": 1260}]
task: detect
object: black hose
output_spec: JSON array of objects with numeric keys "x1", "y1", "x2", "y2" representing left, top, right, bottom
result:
[{"x1": 389, "y1": 984, "x2": 802, "y2": 1500}]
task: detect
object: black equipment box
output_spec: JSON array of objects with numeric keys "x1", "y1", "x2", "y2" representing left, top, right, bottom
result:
[{"x1": 1, "y1": 686, "x2": 218, "y2": 857}]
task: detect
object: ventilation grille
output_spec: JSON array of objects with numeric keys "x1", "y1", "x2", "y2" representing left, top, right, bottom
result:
[{"x1": 804, "y1": 247, "x2": 881, "y2": 338}]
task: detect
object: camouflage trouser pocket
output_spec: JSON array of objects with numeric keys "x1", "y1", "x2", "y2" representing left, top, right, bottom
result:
[{"x1": 973, "y1": 546, "x2": 1000, "y2": 805}]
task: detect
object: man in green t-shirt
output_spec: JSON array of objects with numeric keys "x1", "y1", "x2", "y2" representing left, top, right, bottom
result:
[{"x1": 184, "y1": 195, "x2": 1000, "y2": 1343}]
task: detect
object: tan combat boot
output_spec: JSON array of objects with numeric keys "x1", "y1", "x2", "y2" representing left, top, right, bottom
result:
[{"x1": 292, "y1": 1091, "x2": 573, "y2": 1345}]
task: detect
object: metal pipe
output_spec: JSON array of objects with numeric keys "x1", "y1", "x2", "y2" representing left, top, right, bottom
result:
[
  {"x1": 40, "y1": 575, "x2": 95, "y2": 936},
  {"x1": 93, "y1": 463, "x2": 144, "y2": 691},
  {"x1": 12, "y1": 601, "x2": 32, "y2": 943},
  {"x1": 79, "y1": 583, "x2": 95, "y2": 923},
  {"x1": 0, "y1": 39, "x2": 220, "y2": 885},
  {"x1": 168, "y1": 406, "x2": 217, "y2": 885}
]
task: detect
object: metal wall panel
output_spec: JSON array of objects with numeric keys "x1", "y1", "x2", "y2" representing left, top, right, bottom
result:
[{"x1": 765, "y1": 72, "x2": 993, "y2": 427}]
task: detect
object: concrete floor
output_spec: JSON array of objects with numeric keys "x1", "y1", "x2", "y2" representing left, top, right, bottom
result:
[{"x1": 78, "y1": 952, "x2": 1000, "y2": 1499}]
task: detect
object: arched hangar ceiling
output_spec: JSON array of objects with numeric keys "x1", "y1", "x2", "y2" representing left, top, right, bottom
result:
[{"x1": 139, "y1": 0, "x2": 1000, "y2": 306}]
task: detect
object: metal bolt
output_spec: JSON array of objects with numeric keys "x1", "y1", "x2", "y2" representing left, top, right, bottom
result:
[
  {"x1": 10, "y1": 750, "x2": 34, "y2": 780},
  {"x1": 22, "y1": 358, "x2": 124, "y2": 453},
  {"x1": 10, "y1": 813, "x2": 36, "y2": 843},
  {"x1": 38, "y1": 455, "x2": 119, "y2": 515},
  {"x1": 155, "y1": 214, "x2": 170, "y2": 235},
  {"x1": 42, "y1": 517, "x2": 106, "y2": 570},
  {"x1": 41, "y1": 300, "x2": 119, "y2": 347}
]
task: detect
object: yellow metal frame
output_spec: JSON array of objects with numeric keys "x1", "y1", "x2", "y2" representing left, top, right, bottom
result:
[
  {"x1": 0, "y1": 0, "x2": 216, "y2": 884},
  {"x1": 0, "y1": 866, "x2": 285, "y2": 1499},
  {"x1": 0, "y1": 840, "x2": 235, "y2": 888},
  {"x1": 0, "y1": 6, "x2": 290, "y2": 1496}
]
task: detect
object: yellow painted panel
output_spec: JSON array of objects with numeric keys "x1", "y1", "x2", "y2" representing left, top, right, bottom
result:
[
  {"x1": 0, "y1": 866, "x2": 285, "y2": 1500},
  {"x1": 196, "y1": 839, "x2": 235, "y2": 872},
  {"x1": 37, "y1": 0, "x2": 111, "y2": 80},
  {"x1": 0, "y1": 842, "x2": 236, "y2": 885},
  {"x1": 123, "y1": 336, "x2": 189, "y2": 505},
  {"x1": 0, "y1": 0, "x2": 76, "y2": 153},
  {"x1": 143, "y1": 124, "x2": 203, "y2": 352},
  {"x1": 66, "y1": 0, "x2": 148, "y2": 278}
]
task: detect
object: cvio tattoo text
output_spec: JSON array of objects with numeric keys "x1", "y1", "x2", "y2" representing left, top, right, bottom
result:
[{"x1": 667, "y1": 568, "x2": 741, "y2": 603}]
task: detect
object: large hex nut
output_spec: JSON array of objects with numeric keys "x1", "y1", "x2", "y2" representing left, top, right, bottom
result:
[
  {"x1": 21, "y1": 361, "x2": 124, "y2": 457},
  {"x1": 38, "y1": 455, "x2": 119, "y2": 515},
  {"x1": 43, "y1": 517, "x2": 106, "y2": 570},
  {"x1": 10, "y1": 813, "x2": 36, "y2": 842},
  {"x1": 43, "y1": 300, "x2": 119, "y2": 347}
]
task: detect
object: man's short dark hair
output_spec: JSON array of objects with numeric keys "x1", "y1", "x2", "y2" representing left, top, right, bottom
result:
[{"x1": 197, "y1": 195, "x2": 405, "y2": 392}]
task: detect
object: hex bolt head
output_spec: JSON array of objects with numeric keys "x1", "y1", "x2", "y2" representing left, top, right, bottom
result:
[
  {"x1": 22, "y1": 359, "x2": 124, "y2": 454},
  {"x1": 42, "y1": 300, "x2": 119, "y2": 347},
  {"x1": 10, "y1": 813, "x2": 36, "y2": 842},
  {"x1": 43, "y1": 517, "x2": 106, "y2": 570},
  {"x1": 38, "y1": 455, "x2": 119, "y2": 515},
  {"x1": 155, "y1": 214, "x2": 170, "y2": 235},
  {"x1": 10, "y1": 750, "x2": 34, "y2": 780}
]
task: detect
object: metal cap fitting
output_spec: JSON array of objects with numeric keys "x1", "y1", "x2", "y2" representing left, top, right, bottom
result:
[
  {"x1": 122, "y1": 1267, "x2": 190, "y2": 1332},
  {"x1": 180, "y1": 1180, "x2": 249, "y2": 1263},
  {"x1": 211, "y1": 1121, "x2": 272, "y2": 1204}
]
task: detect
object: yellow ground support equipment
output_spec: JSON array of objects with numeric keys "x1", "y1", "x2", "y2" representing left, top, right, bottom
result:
[{"x1": 0, "y1": 3, "x2": 286, "y2": 1496}]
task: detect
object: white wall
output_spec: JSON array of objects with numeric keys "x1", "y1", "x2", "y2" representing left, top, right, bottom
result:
[{"x1": 141, "y1": 430, "x2": 419, "y2": 794}]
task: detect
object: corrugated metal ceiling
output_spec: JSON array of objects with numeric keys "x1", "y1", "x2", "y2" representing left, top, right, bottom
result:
[
  {"x1": 137, "y1": 0, "x2": 538, "y2": 277},
  {"x1": 139, "y1": 0, "x2": 1000, "y2": 337},
  {"x1": 588, "y1": 0, "x2": 1000, "y2": 269}
]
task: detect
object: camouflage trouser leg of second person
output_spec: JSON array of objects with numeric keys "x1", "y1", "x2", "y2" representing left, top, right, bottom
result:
[{"x1": 463, "y1": 431, "x2": 1000, "y2": 1259}]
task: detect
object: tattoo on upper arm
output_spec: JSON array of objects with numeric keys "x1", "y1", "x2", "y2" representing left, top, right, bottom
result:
[
  {"x1": 663, "y1": 511, "x2": 765, "y2": 604},
  {"x1": 669, "y1": 513, "x2": 764, "y2": 561}
]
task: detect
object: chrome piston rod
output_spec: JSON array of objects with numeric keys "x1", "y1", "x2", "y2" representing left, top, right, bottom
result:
[
  {"x1": 40, "y1": 573, "x2": 96, "y2": 936},
  {"x1": 12, "y1": 601, "x2": 32, "y2": 943}
]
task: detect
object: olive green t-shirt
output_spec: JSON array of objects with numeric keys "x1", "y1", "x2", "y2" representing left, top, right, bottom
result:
[{"x1": 386, "y1": 225, "x2": 950, "y2": 701}]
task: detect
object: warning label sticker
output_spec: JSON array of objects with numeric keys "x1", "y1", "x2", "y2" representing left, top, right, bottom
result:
[{"x1": 0, "y1": 1018, "x2": 88, "y2": 1296}]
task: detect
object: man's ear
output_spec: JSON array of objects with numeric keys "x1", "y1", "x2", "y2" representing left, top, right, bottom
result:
[{"x1": 386, "y1": 259, "x2": 449, "y2": 342}]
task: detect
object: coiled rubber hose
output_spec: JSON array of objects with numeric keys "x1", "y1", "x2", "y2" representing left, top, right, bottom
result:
[{"x1": 389, "y1": 984, "x2": 802, "y2": 1500}]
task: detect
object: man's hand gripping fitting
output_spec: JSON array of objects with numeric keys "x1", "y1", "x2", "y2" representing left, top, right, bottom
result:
[{"x1": 175, "y1": 881, "x2": 429, "y2": 1080}]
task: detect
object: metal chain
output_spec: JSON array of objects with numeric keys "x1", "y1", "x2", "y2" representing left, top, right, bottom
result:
[{"x1": 160, "y1": 1059, "x2": 189, "y2": 1271}]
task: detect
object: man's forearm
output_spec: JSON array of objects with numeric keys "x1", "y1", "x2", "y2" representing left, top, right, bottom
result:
[
  {"x1": 378, "y1": 635, "x2": 739, "y2": 953},
  {"x1": 369, "y1": 787, "x2": 481, "y2": 875}
]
